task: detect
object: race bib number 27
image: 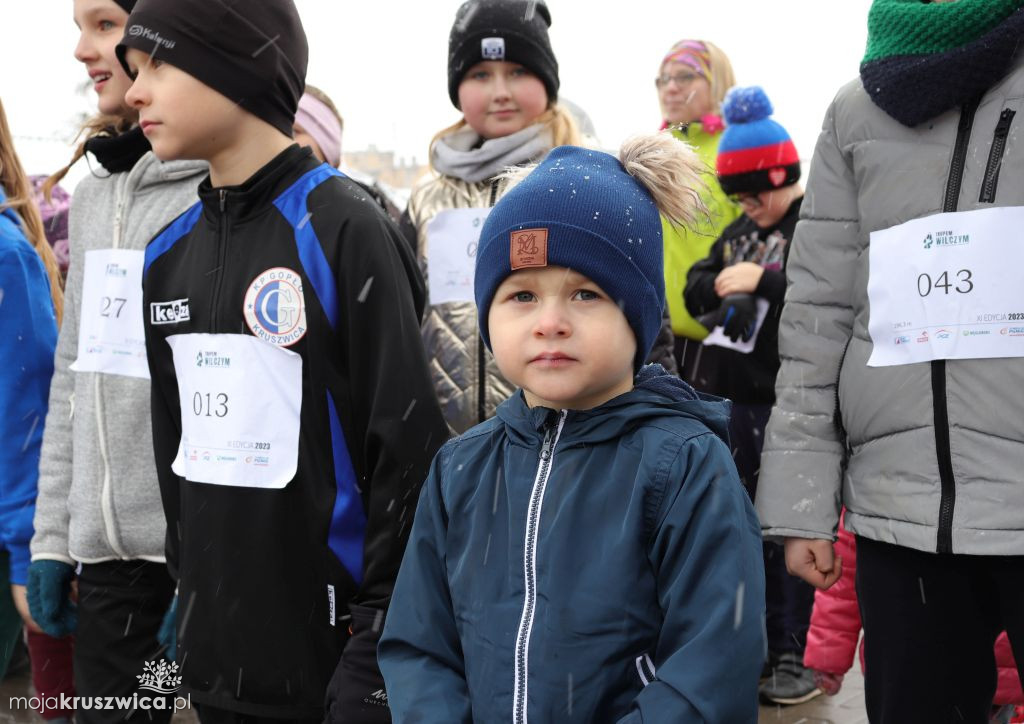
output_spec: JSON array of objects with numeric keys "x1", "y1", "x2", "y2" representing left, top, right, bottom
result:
[{"x1": 70, "y1": 249, "x2": 149, "y2": 379}]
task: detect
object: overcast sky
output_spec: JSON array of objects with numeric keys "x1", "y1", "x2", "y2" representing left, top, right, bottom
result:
[{"x1": 3, "y1": 0, "x2": 874, "y2": 192}]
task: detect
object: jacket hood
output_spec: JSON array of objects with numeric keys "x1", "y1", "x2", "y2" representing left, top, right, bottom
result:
[
  {"x1": 105, "y1": 150, "x2": 207, "y2": 195},
  {"x1": 495, "y1": 363, "x2": 731, "y2": 448},
  {"x1": 71, "y1": 150, "x2": 206, "y2": 208}
]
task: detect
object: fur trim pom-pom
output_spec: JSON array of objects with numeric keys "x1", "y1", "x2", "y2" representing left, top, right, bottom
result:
[
  {"x1": 722, "y1": 86, "x2": 773, "y2": 125},
  {"x1": 619, "y1": 132, "x2": 708, "y2": 229}
]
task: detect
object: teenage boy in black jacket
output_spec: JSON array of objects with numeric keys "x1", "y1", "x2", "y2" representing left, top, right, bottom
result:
[{"x1": 118, "y1": 1, "x2": 448, "y2": 720}]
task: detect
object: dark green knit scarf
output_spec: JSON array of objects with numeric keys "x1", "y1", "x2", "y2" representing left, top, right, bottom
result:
[
  {"x1": 864, "y1": 0, "x2": 1024, "y2": 62},
  {"x1": 860, "y1": 0, "x2": 1024, "y2": 126}
]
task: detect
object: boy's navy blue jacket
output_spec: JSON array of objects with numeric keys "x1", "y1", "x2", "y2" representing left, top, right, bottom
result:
[
  {"x1": 142, "y1": 145, "x2": 447, "y2": 719},
  {"x1": 379, "y1": 366, "x2": 766, "y2": 723},
  {"x1": 0, "y1": 196, "x2": 56, "y2": 586}
]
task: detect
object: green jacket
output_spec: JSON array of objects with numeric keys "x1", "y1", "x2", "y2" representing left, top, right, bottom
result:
[{"x1": 663, "y1": 125, "x2": 740, "y2": 340}]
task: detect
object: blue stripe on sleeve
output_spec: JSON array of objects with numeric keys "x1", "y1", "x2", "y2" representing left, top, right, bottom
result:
[
  {"x1": 143, "y1": 202, "x2": 203, "y2": 277},
  {"x1": 326, "y1": 390, "x2": 368, "y2": 584},
  {"x1": 272, "y1": 164, "x2": 346, "y2": 330}
]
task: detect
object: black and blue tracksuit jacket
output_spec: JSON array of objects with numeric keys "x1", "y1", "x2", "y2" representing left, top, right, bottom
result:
[{"x1": 142, "y1": 144, "x2": 447, "y2": 719}]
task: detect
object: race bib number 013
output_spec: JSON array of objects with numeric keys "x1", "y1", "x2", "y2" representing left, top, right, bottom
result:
[
  {"x1": 70, "y1": 249, "x2": 150, "y2": 379},
  {"x1": 168, "y1": 333, "x2": 302, "y2": 488},
  {"x1": 867, "y1": 206, "x2": 1024, "y2": 367}
]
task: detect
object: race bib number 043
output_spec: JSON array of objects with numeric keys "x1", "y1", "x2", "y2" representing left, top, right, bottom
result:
[
  {"x1": 867, "y1": 206, "x2": 1024, "y2": 367},
  {"x1": 168, "y1": 333, "x2": 302, "y2": 488}
]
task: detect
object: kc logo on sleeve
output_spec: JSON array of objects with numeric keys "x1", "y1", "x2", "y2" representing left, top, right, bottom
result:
[{"x1": 151, "y1": 298, "x2": 191, "y2": 325}]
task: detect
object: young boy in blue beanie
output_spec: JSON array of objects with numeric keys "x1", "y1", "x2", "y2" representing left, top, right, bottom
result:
[
  {"x1": 683, "y1": 86, "x2": 815, "y2": 706},
  {"x1": 379, "y1": 135, "x2": 766, "y2": 722},
  {"x1": 116, "y1": 1, "x2": 448, "y2": 721}
]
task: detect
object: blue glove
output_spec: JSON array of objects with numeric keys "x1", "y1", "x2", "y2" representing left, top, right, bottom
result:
[
  {"x1": 26, "y1": 560, "x2": 77, "y2": 638},
  {"x1": 158, "y1": 595, "x2": 178, "y2": 661}
]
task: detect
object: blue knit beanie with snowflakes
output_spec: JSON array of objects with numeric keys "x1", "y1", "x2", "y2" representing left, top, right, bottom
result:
[{"x1": 474, "y1": 145, "x2": 665, "y2": 372}]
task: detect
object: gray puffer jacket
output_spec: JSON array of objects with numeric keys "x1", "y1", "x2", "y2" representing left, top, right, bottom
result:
[
  {"x1": 31, "y1": 152, "x2": 206, "y2": 565},
  {"x1": 757, "y1": 59, "x2": 1024, "y2": 556}
]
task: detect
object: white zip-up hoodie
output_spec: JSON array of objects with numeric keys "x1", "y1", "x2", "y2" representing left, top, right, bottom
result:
[{"x1": 31, "y1": 150, "x2": 206, "y2": 565}]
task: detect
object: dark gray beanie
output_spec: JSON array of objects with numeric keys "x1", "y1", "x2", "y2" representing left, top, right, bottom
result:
[{"x1": 447, "y1": 0, "x2": 559, "y2": 109}]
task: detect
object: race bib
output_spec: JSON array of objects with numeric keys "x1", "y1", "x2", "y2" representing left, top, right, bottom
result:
[
  {"x1": 867, "y1": 206, "x2": 1024, "y2": 367},
  {"x1": 426, "y1": 208, "x2": 490, "y2": 304},
  {"x1": 70, "y1": 249, "x2": 149, "y2": 379},
  {"x1": 168, "y1": 333, "x2": 302, "y2": 488}
]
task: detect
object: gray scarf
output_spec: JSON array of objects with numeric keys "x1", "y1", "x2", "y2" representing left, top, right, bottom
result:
[{"x1": 431, "y1": 123, "x2": 552, "y2": 183}]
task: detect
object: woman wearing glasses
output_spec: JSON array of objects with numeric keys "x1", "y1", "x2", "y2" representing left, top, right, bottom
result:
[{"x1": 655, "y1": 39, "x2": 741, "y2": 389}]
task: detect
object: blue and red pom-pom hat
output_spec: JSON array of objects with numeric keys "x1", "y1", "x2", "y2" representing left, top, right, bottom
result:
[{"x1": 715, "y1": 86, "x2": 800, "y2": 195}]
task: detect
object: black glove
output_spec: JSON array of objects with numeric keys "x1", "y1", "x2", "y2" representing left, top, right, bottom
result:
[
  {"x1": 324, "y1": 603, "x2": 391, "y2": 724},
  {"x1": 718, "y1": 293, "x2": 758, "y2": 343}
]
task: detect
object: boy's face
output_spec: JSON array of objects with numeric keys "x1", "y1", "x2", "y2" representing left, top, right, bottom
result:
[
  {"x1": 122, "y1": 47, "x2": 248, "y2": 162},
  {"x1": 488, "y1": 266, "x2": 636, "y2": 411},
  {"x1": 73, "y1": 0, "x2": 133, "y2": 118},
  {"x1": 734, "y1": 187, "x2": 793, "y2": 229}
]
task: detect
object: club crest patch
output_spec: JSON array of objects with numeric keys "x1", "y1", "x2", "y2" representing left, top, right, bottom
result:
[{"x1": 243, "y1": 267, "x2": 307, "y2": 347}]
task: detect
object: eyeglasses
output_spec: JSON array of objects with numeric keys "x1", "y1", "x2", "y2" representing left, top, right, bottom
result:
[
  {"x1": 730, "y1": 192, "x2": 763, "y2": 208},
  {"x1": 655, "y1": 72, "x2": 701, "y2": 89}
]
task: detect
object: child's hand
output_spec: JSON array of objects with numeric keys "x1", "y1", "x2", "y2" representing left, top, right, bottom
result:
[
  {"x1": 784, "y1": 537, "x2": 842, "y2": 589},
  {"x1": 10, "y1": 584, "x2": 43, "y2": 633},
  {"x1": 714, "y1": 262, "x2": 764, "y2": 297},
  {"x1": 812, "y1": 669, "x2": 844, "y2": 696}
]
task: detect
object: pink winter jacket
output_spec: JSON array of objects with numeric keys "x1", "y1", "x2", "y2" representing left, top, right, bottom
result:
[{"x1": 804, "y1": 513, "x2": 1024, "y2": 705}]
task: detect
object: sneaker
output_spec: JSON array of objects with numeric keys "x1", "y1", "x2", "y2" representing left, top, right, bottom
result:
[{"x1": 758, "y1": 652, "x2": 822, "y2": 706}]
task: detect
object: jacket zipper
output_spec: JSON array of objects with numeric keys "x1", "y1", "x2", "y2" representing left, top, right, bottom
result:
[
  {"x1": 943, "y1": 99, "x2": 979, "y2": 212},
  {"x1": 96, "y1": 173, "x2": 132, "y2": 559},
  {"x1": 979, "y1": 109, "x2": 1015, "y2": 203},
  {"x1": 210, "y1": 190, "x2": 228, "y2": 329},
  {"x1": 477, "y1": 180, "x2": 502, "y2": 424},
  {"x1": 934, "y1": 97, "x2": 980, "y2": 554},
  {"x1": 512, "y1": 410, "x2": 566, "y2": 724}
]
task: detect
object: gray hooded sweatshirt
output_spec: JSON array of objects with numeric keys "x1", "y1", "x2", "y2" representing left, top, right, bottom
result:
[{"x1": 31, "y1": 151, "x2": 206, "y2": 565}]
